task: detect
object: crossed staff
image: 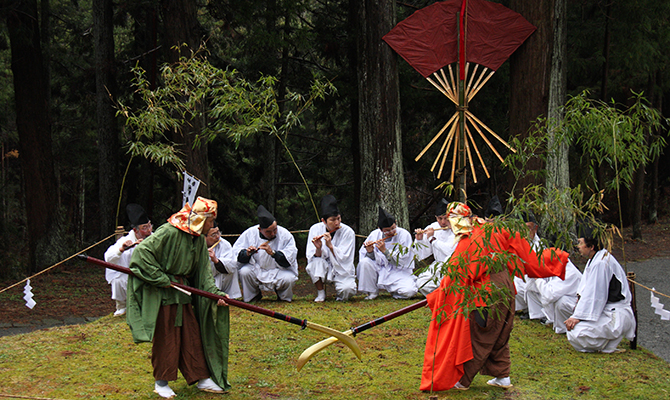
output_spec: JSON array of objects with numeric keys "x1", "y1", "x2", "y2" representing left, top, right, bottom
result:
[{"x1": 79, "y1": 255, "x2": 426, "y2": 371}]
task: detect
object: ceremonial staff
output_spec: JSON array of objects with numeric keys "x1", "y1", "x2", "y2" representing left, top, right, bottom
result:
[
  {"x1": 297, "y1": 299, "x2": 428, "y2": 371},
  {"x1": 78, "y1": 254, "x2": 361, "y2": 360}
]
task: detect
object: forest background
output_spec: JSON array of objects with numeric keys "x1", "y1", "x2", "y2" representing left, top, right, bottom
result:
[{"x1": 1, "y1": 0, "x2": 670, "y2": 277}]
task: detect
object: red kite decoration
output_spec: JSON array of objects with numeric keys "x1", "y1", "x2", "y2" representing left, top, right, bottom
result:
[{"x1": 383, "y1": 0, "x2": 536, "y2": 183}]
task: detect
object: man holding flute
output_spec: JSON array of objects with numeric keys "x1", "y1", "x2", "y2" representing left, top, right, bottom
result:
[
  {"x1": 305, "y1": 195, "x2": 356, "y2": 302},
  {"x1": 233, "y1": 205, "x2": 299, "y2": 302},
  {"x1": 414, "y1": 199, "x2": 458, "y2": 296},
  {"x1": 357, "y1": 206, "x2": 417, "y2": 300},
  {"x1": 205, "y1": 220, "x2": 242, "y2": 300}
]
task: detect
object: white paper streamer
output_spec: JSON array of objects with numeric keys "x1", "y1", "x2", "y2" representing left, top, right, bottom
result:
[
  {"x1": 23, "y1": 279, "x2": 36, "y2": 309},
  {"x1": 650, "y1": 288, "x2": 670, "y2": 321},
  {"x1": 181, "y1": 172, "x2": 200, "y2": 207}
]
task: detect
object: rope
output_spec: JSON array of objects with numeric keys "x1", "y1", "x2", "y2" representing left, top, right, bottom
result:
[
  {"x1": 0, "y1": 232, "x2": 118, "y2": 294},
  {"x1": 628, "y1": 277, "x2": 670, "y2": 300}
]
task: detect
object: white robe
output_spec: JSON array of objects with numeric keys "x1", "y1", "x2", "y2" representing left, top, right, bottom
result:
[
  {"x1": 567, "y1": 249, "x2": 636, "y2": 352},
  {"x1": 413, "y1": 221, "x2": 457, "y2": 296},
  {"x1": 232, "y1": 225, "x2": 298, "y2": 302},
  {"x1": 357, "y1": 227, "x2": 417, "y2": 299},
  {"x1": 514, "y1": 235, "x2": 541, "y2": 312},
  {"x1": 209, "y1": 238, "x2": 242, "y2": 300},
  {"x1": 305, "y1": 222, "x2": 356, "y2": 301},
  {"x1": 534, "y1": 259, "x2": 583, "y2": 333},
  {"x1": 104, "y1": 230, "x2": 138, "y2": 302}
]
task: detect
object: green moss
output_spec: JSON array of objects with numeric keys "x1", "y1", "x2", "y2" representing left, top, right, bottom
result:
[{"x1": 1, "y1": 299, "x2": 669, "y2": 399}]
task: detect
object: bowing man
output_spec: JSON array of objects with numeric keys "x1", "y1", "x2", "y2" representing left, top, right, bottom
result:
[
  {"x1": 305, "y1": 195, "x2": 357, "y2": 302},
  {"x1": 357, "y1": 207, "x2": 417, "y2": 300},
  {"x1": 233, "y1": 205, "x2": 299, "y2": 302}
]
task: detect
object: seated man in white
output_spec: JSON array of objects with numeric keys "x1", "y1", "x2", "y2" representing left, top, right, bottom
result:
[
  {"x1": 205, "y1": 221, "x2": 242, "y2": 300},
  {"x1": 233, "y1": 205, "x2": 298, "y2": 302},
  {"x1": 565, "y1": 225, "x2": 636, "y2": 353},
  {"x1": 357, "y1": 207, "x2": 417, "y2": 300},
  {"x1": 413, "y1": 199, "x2": 457, "y2": 296},
  {"x1": 104, "y1": 203, "x2": 152, "y2": 316},
  {"x1": 535, "y1": 257, "x2": 582, "y2": 334},
  {"x1": 306, "y1": 195, "x2": 356, "y2": 302}
]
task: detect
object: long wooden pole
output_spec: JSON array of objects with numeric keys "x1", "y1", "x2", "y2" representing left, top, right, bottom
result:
[{"x1": 78, "y1": 255, "x2": 362, "y2": 359}]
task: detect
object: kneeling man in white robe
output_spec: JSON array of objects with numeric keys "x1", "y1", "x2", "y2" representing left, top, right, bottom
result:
[
  {"x1": 565, "y1": 226, "x2": 635, "y2": 352},
  {"x1": 205, "y1": 221, "x2": 242, "y2": 300},
  {"x1": 233, "y1": 205, "x2": 298, "y2": 302},
  {"x1": 357, "y1": 207, "x2": 417, "y2": 300},
  {"x1": 306, "y1": 195, "x2": 356, "y2": 302}
]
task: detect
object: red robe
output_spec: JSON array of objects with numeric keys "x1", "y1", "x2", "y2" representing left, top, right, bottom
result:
[{"x1": 420, "y1": 225, "x2": 568, "y2": 392}]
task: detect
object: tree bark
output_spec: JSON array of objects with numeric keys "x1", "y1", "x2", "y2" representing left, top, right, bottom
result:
[
  {"x1": 546, "y1": 0, "x2": 568, "y2": 192},
  {"x1": 93, "y1": 0, "x2": 120, "y2": 236},
  {"x1": 509, "y1": 0, "x2": 555, "y2": 188},
  {"x1": 355, "y1": 0, "x2": 409, "y2": 233},
  {"x1": 161, "y1": 0, "x2": 210, "y2": 199},
  {"x1": 6, "y1": 0, "x2": 57, "y2": 272}
]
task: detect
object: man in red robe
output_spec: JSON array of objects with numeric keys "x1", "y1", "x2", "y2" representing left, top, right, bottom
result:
[{"x1": 420, "y1": 203, "x2": 568, "y2": 392}]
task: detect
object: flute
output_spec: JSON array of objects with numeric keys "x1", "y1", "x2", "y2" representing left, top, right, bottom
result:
[
  {"x1": 208, "y1": 239, "x2": 222, "y2": 251},
  {"x1": 312, "y1": 226, "x2": 341, "y2": 242},
  {"x1": 415, "y1": 226, "x2": 451, "y2": 235},
  {"x1": 363, "y1": 233, "x2": 397, "y2": 248}
]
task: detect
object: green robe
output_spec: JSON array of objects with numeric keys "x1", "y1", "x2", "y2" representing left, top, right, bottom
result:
[{"x1": 127, "y1": 223, "x2": 231, "y2": 390}]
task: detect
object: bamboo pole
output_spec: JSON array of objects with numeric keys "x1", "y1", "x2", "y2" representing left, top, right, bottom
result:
[
  {"x1": 466, "y1": 113, "x2": 506, "y2": 163},
  {"x1": 463, "y1": 127, "x2": 478, "y2": 183},
  {"x1": 465, "y1": 110, "x2": 516, "y2": 153},
  {"x1": 467, "y1": 67, "x2": 489, "y2": 100},
  {"x1": 465, "y1": 122, "x2": 490, "y2": 178},
  {"x1": 466, "y1": 63, "x2": 478, "y2": 99},
  {"x1": 440, "y1": 68, "x2": 455, "y2": 100},
  {"x1": 433, "y1": 71, "x2": 457, "y2": 103},
  {"x1": 449, "y1": 123, "x2": 460, "y2": 182},
  {"x1": 468, "y1": 70, "x2": 496, "y2": 102},
  {"x1": 448, "y1": 64, "x2": 457, "y2": 97},
  {"x1": 415, "y1": 112, "x2": 459, "y2": 162},
  {"x1": 432, "y1": 119, "x2": 458, "y2": 172},
  {"x1": 426, "y1": 76, "x2": 456, "y2": 104}
]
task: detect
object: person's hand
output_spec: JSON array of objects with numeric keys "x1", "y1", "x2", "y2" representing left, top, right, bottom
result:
[
  {"x1": 259, "y1": 242, "x2": 274, "y2": 256},
  {"x1": 120, "y1": 240, "x2": 134, "y2": 252},
  {"x1": 414, "y1": 228, "x2": 424, "y2": 241},
  {"x1": 425, "y1": 227, "x2": 435, "y2": 239},
  {"x1": 364, "y1": 241, "x2": 375, "y2": 253},
  {"x1": 376, "y1": 240, "x2": 387, "y2": 253},
  {"x1": 312, "y1": 235, "x2": 323, "y2": 250},
  {"x1": 246, "y1": 245, "x2": 258, "y2": 255},
  {"x1": 208, "y1": 248, "x2": 218, "y2": 263},
  {"x1": 565, "y1": 317, "x2": 580, "y2": 331},
  {"x1": 217, "y1": 295, "x2": 230, "y2": 307}
]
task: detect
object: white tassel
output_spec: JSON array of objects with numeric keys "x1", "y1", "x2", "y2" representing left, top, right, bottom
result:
[
  {"x1": 650, "y1": 288, "x2": 670, "y2": 320},
  {"x1": 23, "y1": 279, "x2": 36, "y2": 309}
]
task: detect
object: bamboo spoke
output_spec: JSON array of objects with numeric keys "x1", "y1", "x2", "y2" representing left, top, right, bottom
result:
[
  {"x1": 439, "y1": 68, "x2": 455, "y2": 99},
  {"x1": 432, "y1": 120, "x2": 458, "y2": 172},
  {"x1": 416, "y1": 112, "x2": 459, "y2": 162},
  {"x1": 465, "y1": 111, "x2": 516, "y2": 153},
  {"x1": 468, "y1": 70, "x2": 495, "y2": 102},
  {"x1": 465, "y1": 113, "x2": 505, "y2": 163},
  {"x1": 465, "y1": 122, "x2": 490, "y2": 178},
  {"x1": 466, "y1": 67, "x2": 488, "y2": 100},
  {"x1": 434, "y1": 70, "x2": 457, "y2": 102},
  {"x1": 463, "y1": 127, "x2": 478, "y2": 183},
  {"x1": 466, "y1": 63, "x2": 479, "y2": 99},
  {"x1": 448, "y1": 64, "x2": 457, "y2": 95},
  {"x1": 448, "y1": 127, "x2": 460, "y2": 181},
  {"x1": 426, "y1": 76, "x2": 457, "y2": 104},
  {"x1": 463, "y1": 62, "x2": 470, "y2": 82}
]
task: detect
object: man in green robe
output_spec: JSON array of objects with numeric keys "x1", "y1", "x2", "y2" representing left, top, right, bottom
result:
[{"x1": 128, "y1": 196, "x2": 230, "y2": 398}]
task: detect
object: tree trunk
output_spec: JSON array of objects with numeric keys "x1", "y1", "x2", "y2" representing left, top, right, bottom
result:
[
  {"x1": 161, "y1": 0, "x2": 209, "y2": 200},
  {"x1": 355, "y1": 0, "x2": 409, "y2": 233},
  {"x1": 546, "y1": 0, "x2": 568, "y2": 192},
  {"x1": 349, "y1": 0, "x2": 360, "y2": 232},
  {"x1": 6, "y1": 0, "x2": 57, "y2": 273},
  {"x1": 509, "y1": 0, "x2": 555, "y2": 189},
  {"x1": 94, "y1": 0, "x2": 120, "y2": 236},
  {"x1": 600, "y1": 0, "x2": 612, "y2": 101}
]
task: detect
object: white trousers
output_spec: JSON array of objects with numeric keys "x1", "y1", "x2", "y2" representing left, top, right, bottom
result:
[
  {"x1": 566, "y1": 305, "x2": 636, "y2": 352},
  {"x1": 356, "y1": 257, "x2": 417, "y2": 299},
  {"x1": 514, "y1": 276, "x2": 527, "y2": 311},
  {"x1": 305, "y1": 258, "x2": 356, "y2": 301},
  {"x1": 238, "y1": 265, "x2": 297, "y2": 302},
  {"x1": 544, "y1": 295, "x2": 578, "y2": 334},
  {"x1": 109, "y1": 275, "x2": 128, "y2": 303},
  {"x1": 217, "y1": 269, "x2": 242, "y2": 300},
  {"x1": 525, "y1": 279, "x2": 544, "y2": 319},
  {"x1": 415, "y1": 261, "x2": 442, "y2": 296}
]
